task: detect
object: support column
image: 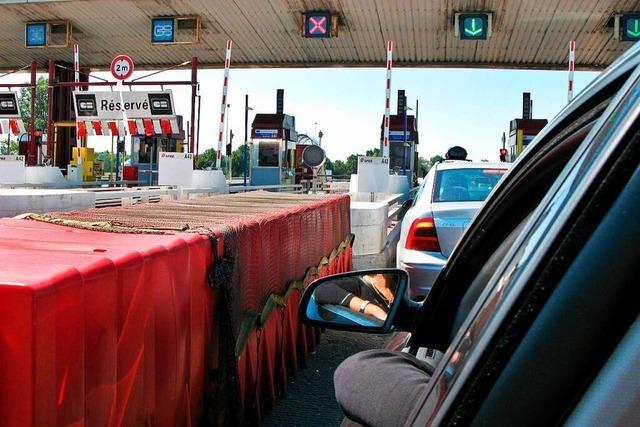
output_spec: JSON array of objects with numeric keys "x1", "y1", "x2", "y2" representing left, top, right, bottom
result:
[{"x1": 28, "y1": 60, "x2": 37, "y2": 165}]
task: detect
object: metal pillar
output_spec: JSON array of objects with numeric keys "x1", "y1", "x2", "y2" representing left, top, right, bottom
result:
[
  {"x1": 243, "y1": 94, "x2": 249, "y2": 186},
  {"x1": 28, "y1": 60, "x2": 37, "y2": 165},
  {"x1": 403, "y1": 105, "x2": 408, "y2": 173},
  {"x1": 47, "y1": 60, "x2": 56, "y2": 161},
  {"x1": 190, "y1": 57, "x2": 198, "y2": 154}
]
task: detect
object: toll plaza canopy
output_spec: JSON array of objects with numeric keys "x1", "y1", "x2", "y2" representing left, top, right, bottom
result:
[{"x1": 1, "y1": 0, "x2": 639, "y2": 71}]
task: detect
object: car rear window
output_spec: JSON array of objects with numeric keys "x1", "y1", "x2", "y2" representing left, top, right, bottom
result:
[{"x1": 433, "y1": 168, "x2": 506, "y2": 202}]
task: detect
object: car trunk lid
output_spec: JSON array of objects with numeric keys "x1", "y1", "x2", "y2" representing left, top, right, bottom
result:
[{"x1": 431, "y1": 201, "x2": 483, "y2": 257}]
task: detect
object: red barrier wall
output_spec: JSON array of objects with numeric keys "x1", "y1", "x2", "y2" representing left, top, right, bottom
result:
[
  {"x1": 0, "y1": 219, "x2": 213, "y2": 427},
  {"x1": 0, "y1": 193, "x2": 351, "y2": 426}
]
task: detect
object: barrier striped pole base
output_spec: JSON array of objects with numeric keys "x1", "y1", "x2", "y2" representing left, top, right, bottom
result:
[
  {"x1": 382, "y1": 40, "x2": 393, "y2": 159},
  {"x1": 73, "y1": 42, "x2": 80, "y2": 84},
  {"x1": 567, "y1": 40, "x2": 576, "y2": 103},
  {"x1": 216, "y1": 40, "x2": 233, "y2": 169}
]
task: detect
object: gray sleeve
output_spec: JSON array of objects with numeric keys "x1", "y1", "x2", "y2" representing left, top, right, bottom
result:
[{"x1": 334, "y1": 349, "x2": 432, "y2": 427}]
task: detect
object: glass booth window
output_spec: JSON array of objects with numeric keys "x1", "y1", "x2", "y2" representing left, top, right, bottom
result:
[{"x1": 258, "y1": 141, "x2": 280, "y2": 167}]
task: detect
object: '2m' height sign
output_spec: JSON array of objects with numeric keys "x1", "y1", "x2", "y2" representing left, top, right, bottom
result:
[
  {"x1": 73, "y1": 91, "x2": 175, "y2": 120},
  {"x1": 110, "y1": 55, "x2": 134, "y2": 80}
]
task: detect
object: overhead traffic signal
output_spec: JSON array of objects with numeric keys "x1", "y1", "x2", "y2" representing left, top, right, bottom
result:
[
  {"x1": 455, "y1": 13, "x2": 492, "y2": 40},
  {"x1": 303, "y1": 12, "x2": 338, "y2": 38},
  {"x1": 619, "y1": 14, "x2": 640, "y2": 41},
  {"x1": 499, "y1": 148, "x2": 508, "y2": 162}
]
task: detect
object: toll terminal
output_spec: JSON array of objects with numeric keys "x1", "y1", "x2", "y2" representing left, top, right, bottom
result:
[
  {"x1": 505, "y1": 92, "x2": 548, "y2": 162},
  {"x1": 380, "y1": 90, "x2": 419, "y2": 183}
]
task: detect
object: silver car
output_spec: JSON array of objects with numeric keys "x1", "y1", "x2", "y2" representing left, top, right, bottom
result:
[{"x1": 397, "y1": 160, "x2": 508, "y2": 298}]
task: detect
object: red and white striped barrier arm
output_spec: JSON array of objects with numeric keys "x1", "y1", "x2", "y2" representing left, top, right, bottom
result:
[
  {"x1": 76, "y1": 121, "x2": 87, "y2": 138},
  {"x1": 567, "y1": 40, "x2": 576, "y2": 103},
  {"x1": 216, "y1": 39, "x2": 233, "y2": 168},
  {"x1": 382, "y1": 40, "x2": 393, "y2": 159},
  {"x1": 77, "y1": 118, "x2": 177, "y2": 137},
  {"x1": 0, "y1": 119, "x2": 24, "y2": 135},
  {"x1": 73, "y1": 42, "x2": 80, "y2": 85},
  {"x1": 10, "y1": 119, "x2": 24, "y2": 135}
]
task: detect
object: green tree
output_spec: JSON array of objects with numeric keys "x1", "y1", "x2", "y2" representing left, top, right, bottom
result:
[
  {"x1": 18, "y1": 76, "x2": 48, "y2": 131},
  {"x1": 417, "y1": 155, "x2": 444, "y2": 176},
  {"x1": 94, "y1": 151, "x2": 115, "y2": 173},
  {"x1": 324, "y1": 157, "x2": 333, "y2": 172},
  {"x1": 344, "y1": 154, "x2": 359, "y2": 175},
  {"x1": 196, "y1": 146, "x2": 247, "y2": 178},
  {"x1": 331, "y1": 160, "x2": 348, "y2": 177},
  {"x1": 229, "y1": 145, "x2": 248, "y2": 177},
  {"x1": 195, "y1": 148, "x2": 217, "y2": 169},
  {"x1": 0, "y1": 138, "x2": 19, "y2": 155},
  {"x1": 365, "y1": 148, "x2": 381, "y2": 157}
]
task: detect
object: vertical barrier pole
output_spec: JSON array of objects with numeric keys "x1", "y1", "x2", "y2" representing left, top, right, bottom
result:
[
  {"x1": 243, "y1": 94, "x2": 249, "y2": 186},
  {"x1": 382, "y1": 40, "x2": 393, "y2": 160},
  {"x1": 216, "y1": 40, "x2": 232, "y2": 168},
  {"x1": 47, "y1": 60, "x2": 55, "y2": 163},
  {"x1": 73, "y1": 42, "x2": 80, "y2": 84},
  {"x1": 191, "y1": 56, "x2": 198, "y2": 155},
  {"x1": 567, "y1": 40, "x2": 576, "y2": 103}
]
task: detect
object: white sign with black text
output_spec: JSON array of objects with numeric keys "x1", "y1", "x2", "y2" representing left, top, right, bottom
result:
[
  {"x1": 0, "y1": 92, "x2": 21, "y2": 119},
  {"x1": 158, "y1": 152, "x2": 194, "y2": 186},
  {"x1": 357, "y1": 156, "x2": 390, "y2": 193},
  {"x1": 73, "y1": 90, "x2": 176, "y2": 121},
  {"x1": 0, "y1": 155, "x2": 26, "y2": 184}
]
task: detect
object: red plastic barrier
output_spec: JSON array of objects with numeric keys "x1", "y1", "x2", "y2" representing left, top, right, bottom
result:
[
  {"x1": 0, "y1": 219, "x2": 212, "y2": 427},
  {"x1": 0, "y1": 193, "x2": 351, "y2": 425},
  {"x1": 235, "y1": 244, "x2": 352, "y2": 423}
]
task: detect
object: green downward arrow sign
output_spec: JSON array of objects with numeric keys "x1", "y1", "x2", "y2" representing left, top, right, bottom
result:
[
  {"x1": 627, "y1": 19, "x2": 640, "y2": 38},
  {"x1": 464, "y1": 18, "x2": 484, "y2": 36}
]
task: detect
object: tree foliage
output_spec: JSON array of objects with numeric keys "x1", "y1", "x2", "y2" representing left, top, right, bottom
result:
[
  {"x1": 326, "y1": 148, "x2": 443, "y2": 179},
  {"x1": 94, "y1": 151, "x2": 115, "y2": 173},
  {"x1": 418, "y1": 155, "x2": 444, "y2": 176},
  {"x1": 196, "y1": 146, "x2": 248, "y2": 177},
  {"x1": 0, "y1": 139, "x2": 19, "y2": 155},
  {"x1": 18, "y1": 76, "x2": 48, "y2": 131},
  {"x1": 326, "y1": 147, "x2": 381, "y2": 177}
]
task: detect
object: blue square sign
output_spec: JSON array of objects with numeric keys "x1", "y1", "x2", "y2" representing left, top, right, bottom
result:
[
  {"x1": 304, "y1": 12, "x2": 332, "y2": 38},
  {"x1": 152, "y1": 18, "x2": 175, "y2": 43},
  {"x1": 26, "y1": 22, "x2": 47, "y2": 47}
]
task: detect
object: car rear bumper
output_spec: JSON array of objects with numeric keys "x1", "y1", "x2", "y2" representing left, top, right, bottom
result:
[{"x1": 397, "y1": 251, "x2": 447, "y2": 299}]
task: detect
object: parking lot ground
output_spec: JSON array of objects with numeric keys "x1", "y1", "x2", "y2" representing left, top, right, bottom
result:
[{"x1": 261, "y1": 330, "x2": 388, "y2": 427}]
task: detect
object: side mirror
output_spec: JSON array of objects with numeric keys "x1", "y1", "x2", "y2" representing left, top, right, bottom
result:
[{"x1": 299, "y1": 269, "x2": 410, "y2": 333}]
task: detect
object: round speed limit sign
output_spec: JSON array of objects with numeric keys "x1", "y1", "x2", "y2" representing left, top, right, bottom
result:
[{"x1": 110, "y1": 55, "x2": 134, "y2": 80}]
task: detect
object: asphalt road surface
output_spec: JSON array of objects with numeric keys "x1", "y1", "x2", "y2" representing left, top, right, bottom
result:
[{"x1": 261, "y1": 330, "x2": 388, "y2": 427}]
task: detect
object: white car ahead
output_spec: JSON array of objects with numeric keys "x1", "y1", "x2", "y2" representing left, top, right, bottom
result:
[{"x1": 397, "y1": 160, "x2": 509, "y2": 299}]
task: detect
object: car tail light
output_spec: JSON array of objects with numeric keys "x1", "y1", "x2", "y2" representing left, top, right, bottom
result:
[{"x1": 405, "y1": 217, "x2": 440, "y2": 252}]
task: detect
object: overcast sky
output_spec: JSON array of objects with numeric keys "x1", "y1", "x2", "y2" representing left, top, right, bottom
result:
[{"x1": 3, "y1": 66, "x2": 598, "y2": 162}]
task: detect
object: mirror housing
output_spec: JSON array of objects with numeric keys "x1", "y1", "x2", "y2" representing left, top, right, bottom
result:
[{"x1": 299, "y1": 269, "x2": 419, "y2": 334}]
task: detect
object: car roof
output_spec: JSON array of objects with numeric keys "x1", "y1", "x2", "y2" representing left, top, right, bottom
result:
[{"x1": 434, "y1": 161, "x2": 509, "y2": 171}]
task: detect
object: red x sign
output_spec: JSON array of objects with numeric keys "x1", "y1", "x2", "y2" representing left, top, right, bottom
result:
[
  {"x1": 309, "y1": 16, "x2": 327, "y2": 34},
  {"x1": 304, "y1": 12, "x2": 332, "y2": 38}
]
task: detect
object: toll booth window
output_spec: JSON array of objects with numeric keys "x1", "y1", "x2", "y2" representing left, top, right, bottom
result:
[
  {"x1": 389, "y1": 141, "x2": 407, "y2": 171},
  {"x1": 258, "y1": 141, "x2": 279, "y2": 167},
  {"x1": 433, "y1": 168, "x2": 507, "y2": 202}
]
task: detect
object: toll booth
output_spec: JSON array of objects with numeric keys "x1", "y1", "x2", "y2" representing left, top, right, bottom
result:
[
  {"x1": 250, "y1": 113, "x2": 297, "y2": 186},
  {"x1": 380, "y1": 90, "x2": 419, "y2": 185},
  {"x1": 128, "y1": 115, "x2": 186, "y2": 185},
  {"x1": 507, "y1": 119, "x2": 548, "y2": 161},
  {"x1": 505, "y1": 92, "x2": 548, "y2": 162},
  {"x1": 380, "y1": 114, "x2": 418, "y2": 177}
]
